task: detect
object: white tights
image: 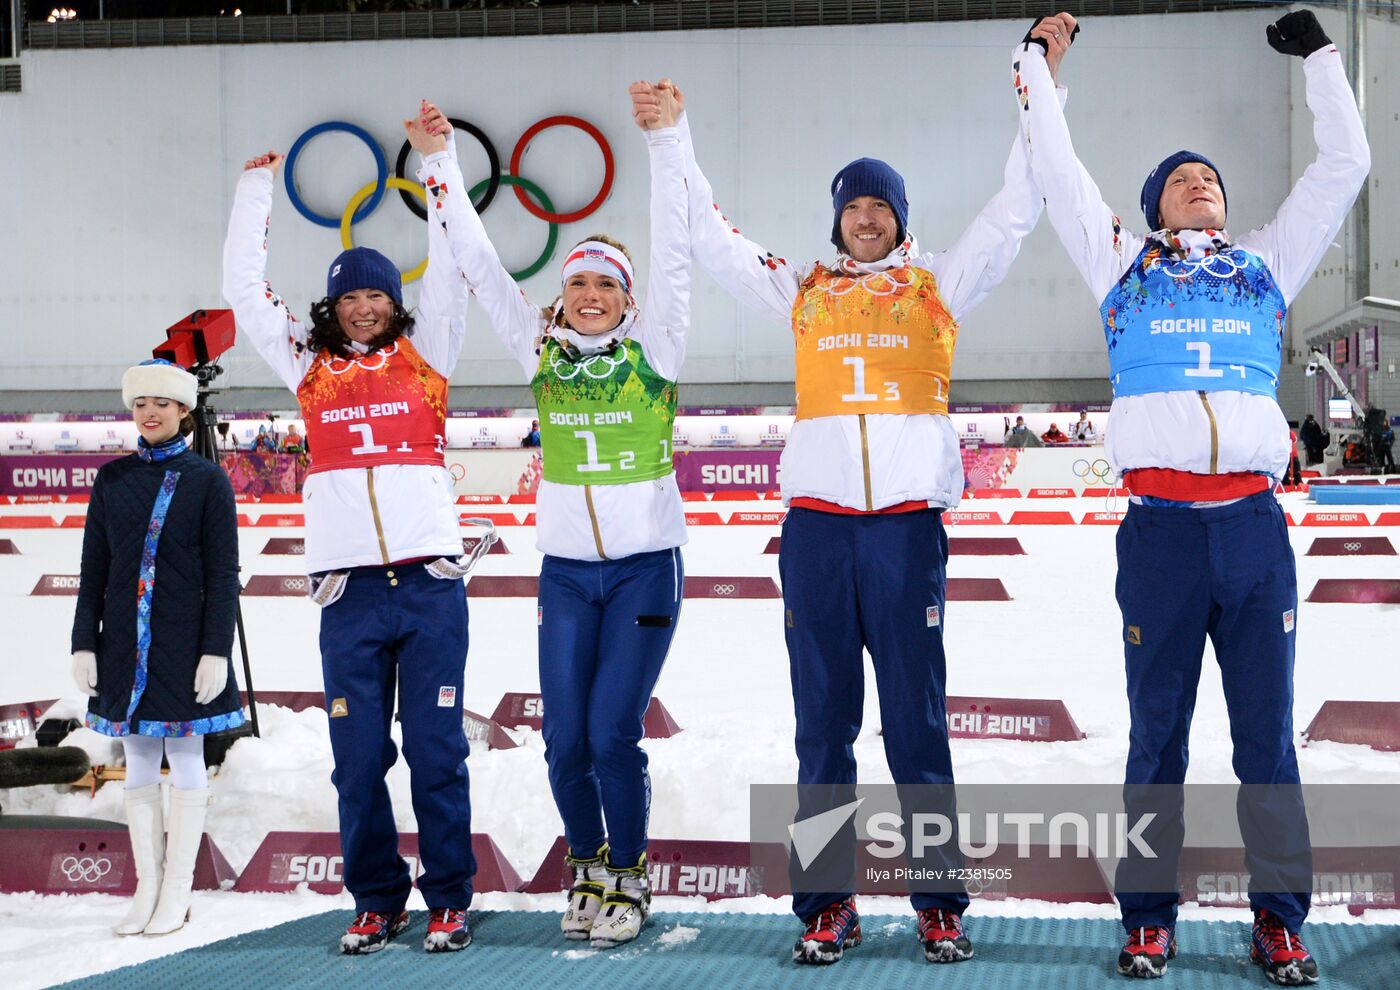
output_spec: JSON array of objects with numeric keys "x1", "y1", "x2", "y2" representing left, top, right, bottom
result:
[{"x1": 122, "y1": 735, "x2": 207, "y2": 790}]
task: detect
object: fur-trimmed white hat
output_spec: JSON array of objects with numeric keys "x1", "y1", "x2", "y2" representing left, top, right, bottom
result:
[{"x1": 121, "y1": 359, "x2": 197, "y2": 410}]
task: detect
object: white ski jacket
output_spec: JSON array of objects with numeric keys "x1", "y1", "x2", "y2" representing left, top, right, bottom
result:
[
  {"x1": 222, "y1": 147, "x2": 472, "y2": 573},
  {"x1": 675, "y1": 110, "x2": 1053, "y2": 512},
  {"x1": 1012, "y1": 43, "x2": 1369, "y2": 481},
  {"x1": 440, "y1": 126, "x2": 691, "y2": 562}
]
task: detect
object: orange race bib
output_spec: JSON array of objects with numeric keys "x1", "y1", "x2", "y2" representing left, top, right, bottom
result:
[
  {"x1": 792, "y1": 265, "x2": 958, "y2": 420},
  {"x1": 297, "y1": 337, "x2": 448, "y2": 475}
]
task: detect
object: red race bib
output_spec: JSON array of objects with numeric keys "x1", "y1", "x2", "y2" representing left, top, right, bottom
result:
[{"x1": 297, "y1": 338, "x2": 448, "y2": 475}]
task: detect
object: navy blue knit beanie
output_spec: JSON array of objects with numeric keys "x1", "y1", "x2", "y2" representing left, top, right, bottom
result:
[
  {"x1": 830, "y1": 158, "x2": 909, "y2": 252},
  {"x1": 326, "y1": 247, "x2": 402, "y2": 305},
  {"x1": 1140, "y1": 150, "x2": 1227, "y2": 231}
]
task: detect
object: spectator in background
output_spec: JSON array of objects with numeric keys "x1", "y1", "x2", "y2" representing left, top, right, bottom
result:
[
  {"x1": 1299, "y1": 414, "x2": 1327, "y2": 465},
  {"x1": 1287, "y1": 428, "x2": 1302, "y2": 485},
  {"x1": 1041, "y1": 422, "x2": 1068, "y2": 444},
  {"x1": 1004, "y1": 416, "x2": 1044, "y2": 448},
  {"x1": 1068, "y1": 410, "x2": 1097, "y2": 442},
  {"x1": 281, "y1": 424, "x2": 304, "y2": 453},
  {"x1": 250, "y1": 424, "x2": 277, "y2": 453},
  {"x1": 521, "y1": 419, "x2": 542, "y2": 448},
  {"x1": 1380, "y1": 421, "x2": 1395, "y2": 472}
]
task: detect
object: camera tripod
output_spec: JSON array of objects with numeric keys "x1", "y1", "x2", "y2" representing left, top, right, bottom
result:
[{"x1": 190, "y1": 362, "x2": 260, "y2": 739}]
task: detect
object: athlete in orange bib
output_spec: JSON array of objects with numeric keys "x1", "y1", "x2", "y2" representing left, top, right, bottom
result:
[{"x1": 634, "y1": 66, "x2": 1064, "y2": 964}]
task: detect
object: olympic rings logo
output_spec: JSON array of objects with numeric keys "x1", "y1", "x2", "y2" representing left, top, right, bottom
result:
[
  {"x1": 323, "y1": 341, "x2": 397, "y2": 375},
  {"x1": 1071, "y1": 458, "x2": 1115, "y2": 484},
  {"x1": 965, "y1": 873, "x2": 992, "y2": 897},
  {"x1": 1343, "y1": 541, "x2": 1362, "y2": 552},
  {"x1": 284, "y1": 115, "x2": 614, "y2": 284},
  {"x1": 815, "y1": 268, "x2": 916, "y2": 298},
  {"x1": 60, "y1": 856, "x2": 113, "y2": 883},
  {"x1": 712, "y1": 584, "x2": 736, "y2": 596},
  {"x1": 1158, "y1": 250, "x2": 1249, "y2": 281},
  {"x1": 549, "y1": 341, "x2": 630, "y2": 382}
]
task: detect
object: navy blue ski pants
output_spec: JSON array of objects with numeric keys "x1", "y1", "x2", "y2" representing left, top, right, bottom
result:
[
  {"x1": 538, "y1": 547, "x2": 684, "y2": 865},
  {"x1": 320, "y1": 563, "x2": 474, "y2": 913},
  {"x1": 780, "y1": 506, "x2": 969, "y2": 920},
  {"x1": 1113, "y1": 492, "x2": 1311, "y2": 931}
]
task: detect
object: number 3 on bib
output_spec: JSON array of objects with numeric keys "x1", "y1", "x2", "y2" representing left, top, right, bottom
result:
[{"x1": 841, "y1": 356, "x2": 944, "y2": 406}]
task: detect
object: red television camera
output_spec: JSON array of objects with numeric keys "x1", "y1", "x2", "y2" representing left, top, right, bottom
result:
[{"x1": 152, "y1": 309, "x2": 237, "y2": 369}]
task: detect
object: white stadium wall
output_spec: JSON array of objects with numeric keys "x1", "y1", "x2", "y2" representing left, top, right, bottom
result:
[
  {"x1": 3, "y1": 9, "x2": 1376, "y2": 397},
  {"x1": 1284, "y1": 8, "x2": 1399, "y2": 351}
]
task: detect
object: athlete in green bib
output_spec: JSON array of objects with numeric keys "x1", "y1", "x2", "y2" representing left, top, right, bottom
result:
[
  {"x1": 429, "y1": 86, "x2": 689, "y2": 949},
  {"x1": 533, "y1": 336, "x2": 677, "y2": 484}
]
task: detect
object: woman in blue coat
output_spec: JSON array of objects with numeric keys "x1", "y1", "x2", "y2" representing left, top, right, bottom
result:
[{"x1": 70, "y1": 358, "x2": 244, "y2": 936}]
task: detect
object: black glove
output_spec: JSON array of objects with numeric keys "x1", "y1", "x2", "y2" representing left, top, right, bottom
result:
[
  {"x1": 1022, "y1": 15, "x2": 1080, "y2": 55},
  {"x1": 1267, "y1": 10, "x2": 1332, "y2": 58}
]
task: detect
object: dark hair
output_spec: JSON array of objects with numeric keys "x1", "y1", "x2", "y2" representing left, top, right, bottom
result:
[
  {"x1": 306, "y1": 296, "x2": 415, "y2": 356},
  {"x1": 178, "y1": 412, "x2": 196, "y2": 437}
]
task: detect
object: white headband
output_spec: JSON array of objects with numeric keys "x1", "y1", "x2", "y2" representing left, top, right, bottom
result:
[{"x1": 561, "y1": 241, "x2": 634, "y2": 295}]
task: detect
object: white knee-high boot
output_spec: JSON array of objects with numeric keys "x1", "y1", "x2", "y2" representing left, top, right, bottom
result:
[
  {"x1": 115, "y1": 783, "x2": 165, "y2": 936},
  {"x1": 144, "y1": 787, "x2": 209, "y2": 936}
]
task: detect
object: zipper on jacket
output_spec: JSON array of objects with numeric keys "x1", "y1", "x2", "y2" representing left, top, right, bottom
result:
[
  {"x1": 858, "y1": 414, "x2": 874, "y2": 511},
  {"x1": 584, "y1": 484, "x2": 610, "y2": 561},
  {"x1": 1197, "y1": 391, "x2": 1220, "y2": 474},
  {"x1": 365, "y1": 468, "x2": 390, "y2": 564}
]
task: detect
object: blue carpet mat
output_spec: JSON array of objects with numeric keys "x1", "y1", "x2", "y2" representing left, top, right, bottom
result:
[{"x1": 53, "y1": 911, "x2": 1400, "y2": 989}]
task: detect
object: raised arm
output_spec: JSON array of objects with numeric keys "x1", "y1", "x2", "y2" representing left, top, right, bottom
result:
[
  {"x1": 1012, "y1": 16, "x2": 1144, "y2": 303},
  {"x1": 626, "y1": 80, "x2": 690, "y2": 381},
  {"x1": 419, "y1": 113, "x2": 544, "y2": 377},
  {"x1": 221, "y1": 153, "x2": 315, "y2": 391},
  {"x1": 644, "y1": 84, "x2": 799, "y2": 325},
  {"x1": 1235, "y1": 12, "x2": 1370, "y2": 304},
  {"x1": 407, "y1": 101, "x2": 471, "y2": 378},
  {"x1": 920, "y1": 129, "x2": 1046, "y2": 321}
]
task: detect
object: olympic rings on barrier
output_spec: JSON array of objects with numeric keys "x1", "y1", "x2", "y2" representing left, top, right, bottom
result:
[
  {"x1": 393, "y1": 117, "x2": 500, "y2": 219},
  {"x1": 60, "y1": 856, "x2": 112, "y2": 884},
  {"x1": 1071, "y1": 458, "x2": 1115, "y2": 484},
  {"x1": 286, "y1": 115, "x2": 612, "y2": 281},
  {"x1": 472, "y1": 175, "x2": 559, "y2": 281},
  {"x1": 510, "y1": 116, "x2": 614, "y2": 223},
  {"x1": 340, "y1": 177, "x2": 430, "y2": 283},
  {"x1": 285, "y1": 121, "x2": 388, "y2": 229}
]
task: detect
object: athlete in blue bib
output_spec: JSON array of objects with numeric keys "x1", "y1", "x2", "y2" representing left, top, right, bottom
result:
[
  {"x1": 1102, "y1": 244, "x2": 1285, "y2": 400},
  {"x1": 1014, "y1": 12, "x2": 1369, "y2": 984}
]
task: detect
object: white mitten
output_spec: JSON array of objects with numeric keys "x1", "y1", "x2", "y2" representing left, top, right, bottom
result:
[
  {"x1": 193, "y1": 655, "x2": 229, "y2": 705},
  {"x1": 71, "y1": 651, "x2": 98, "y2": 697}
]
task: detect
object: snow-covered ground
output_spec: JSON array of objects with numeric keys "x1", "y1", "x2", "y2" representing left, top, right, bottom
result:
[{"x1": 1, "y1": 490, "x2": 1397, "y2": 988}]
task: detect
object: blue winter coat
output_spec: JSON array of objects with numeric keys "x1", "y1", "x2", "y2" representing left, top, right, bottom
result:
[{"x1": 71, "y1": 442, "x2": 245, "y2": 737}]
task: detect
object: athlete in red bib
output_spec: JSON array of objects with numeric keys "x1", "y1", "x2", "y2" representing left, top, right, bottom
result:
[{"x1": 222, "y1": 103, "x2": 475, "y2": 955}]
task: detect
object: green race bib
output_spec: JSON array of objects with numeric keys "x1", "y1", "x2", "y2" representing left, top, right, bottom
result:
[{"x1": 531, "y1": 336, "x2": 678, "y2": 485}]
